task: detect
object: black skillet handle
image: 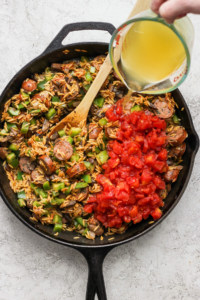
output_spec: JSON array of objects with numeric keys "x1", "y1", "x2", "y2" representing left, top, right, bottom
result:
[
  {"x1": 78, "y1": 247, "x2": 113, "y2": 300},
  {"x1": 43, "y1": 22, "x2": 116, "y2": 54}
]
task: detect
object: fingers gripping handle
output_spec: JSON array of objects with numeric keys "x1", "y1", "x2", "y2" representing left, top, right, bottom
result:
[{"x1": 43, "y1": 22, "x2": 116, "y2": 54}]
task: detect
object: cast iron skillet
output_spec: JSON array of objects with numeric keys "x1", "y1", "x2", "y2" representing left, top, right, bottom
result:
[{"x1": 0, "y1": 22, "x2": 199, "y2": 300}]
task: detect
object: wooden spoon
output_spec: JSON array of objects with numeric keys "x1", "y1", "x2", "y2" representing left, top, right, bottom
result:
[{"x1": 49, "y1": 0, "x2": 151, "y2": 135}]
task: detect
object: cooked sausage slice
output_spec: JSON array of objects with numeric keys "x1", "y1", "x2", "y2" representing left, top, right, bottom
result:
[
  {"x1": 0, "y1": 147, "x2": 8, "y2": 159},
  {"x1": 31, "y1": 167, "x2": 47, "y2": 185},
  {"x1": 19, "y1": 157, "x2": 36, "y2": 174},
  {"x1": 167, "y1": 126, "x2": 188, "y2": 146},
  {"x1": 164, "y1": 165, "x2": 183, "y2": 182},
  {"x1": 89, "y1": 124, "x2": 102, "y2": 139},
  {"x1": 66, "y1": 163, "x2": 86, "y2": 178},
  {"x1": 153, "y1": 100, "x2": 174, "y2": 119},
  {"x1": 22, "y1": 79, "x2": 37, "y2": 92},
  {"x1": 39, "y1": 155, "x2": 55, "y2": 175},
  {"x1": 168, "y1": 143, "x2": 186, "y2": 158},
  {"x1": 77, "y1": 187, "x2": 89, "y2": 202},
  {"x1": 53, "y1": 139, "x2": 73, "y2": 161},
  {"x1": 88, "y1": 217, "x2": 104, "y2": 236},
  {"x1": 42, "y1": 119, "x2": 50, "y2": 133}
]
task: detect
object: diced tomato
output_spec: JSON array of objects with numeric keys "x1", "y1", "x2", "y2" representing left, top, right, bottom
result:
[
  {"x1": 129, "y1": 205, "x2": 138, "y2": 218},
  {"x1": 112, "y1": 140, "x2": 123, "y2": 155},
  {"x1": 108, "y1": 158, "x2": 120, "y2": 168},
  {"x1": 84, "y1": 204, "x2": 94, "y2": 213},
  {"x1": 153, "y1": 160, "x2": 167, "y2": 173},
  {"x1": 85, "y1": 109, "x2": 169, "y2": 228},
  {"x1": 154, "y1": 176, "x2": 166, "y2": 190},
  {"x1": 141, "y1": 169, "x2": 152, "y2": 185},
  {"x1": 158, "y1": 149, "x2": 168, "y2": 160},
  {"x1": 151, "y1": 208, "x2": 162, "y2": 220}
]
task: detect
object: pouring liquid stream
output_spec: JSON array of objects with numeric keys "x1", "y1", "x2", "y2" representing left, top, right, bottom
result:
[{"x1": 120, "y1": 20, "x2": 186, "y2": 92}]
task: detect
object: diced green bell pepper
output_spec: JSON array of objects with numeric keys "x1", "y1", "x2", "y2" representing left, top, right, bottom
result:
[
  {"x1": 18, "y1": 199, "x2": 26, "y2": 207},
  {"x1": 69, "y1": 127, "x2": 82, "y2": 137},
  {"x1": 99, "y1": 118, "x2": 108, "y2": 126},
  {"x1": 131, "y1": 105, "x2": 142, "y2": 112},
  {"x1": 37, "y1": 79, "x2": 47, "y2": 91},
  {"x1": 173, "y1": 114, "x2": 180, "y2": 124},
  {"x1": 90, "y1": 66, "x2": 96, "y2": 73},
  {"x1": 96, "y1": 150, "x2": 109, "y2": 165},
  {"x1": 82, "y1": 174, "x2": 92, "y2": 183},
  {"x1": 43, "y1": 181, "x2": 51, "y2": 191},
  {"x1": 6, "y1": 153, "x2": 19, "y2": 168},
  {"x1": 85, "y1": 72, "x2": 93, "y2": 82},
  {"x1": 9, "y1": 143, "x2": 19, "y2": 152},
  {"x1": 53, "y1": 214, "x2": 62, "y2": 224},
  {"x1": 52, "y1": 182, "x2": 65, "y2": 191},
  {"x1": 94, "y1": 97, "x2": 105, "y2": 108},
  {"x1": 17, "y1": 171, "x2": 23, "y2": 180},
  {"x1": 58, "y1": 130, "x2": 66, "y2": 137},
  {"x1": 6, "y1": 123, "x2": 18, "y2": 131},
  {"x1": 8, "y1": 107, "x2": 20, "y2": 116},
  {"x1": 52, "y1": 96, "x2": 60, "y2": 103},
  {"x1": 70, "y1": 153, "x2": 80, "y2": 162},
  {"x1": 75, "y1": 182, "x2": 88, "y2": 189},
  {"x1": 53, "y1": 223, "x2": 63, "y2": 232},
  {"x1": 45, "y1": 108, "x2": 56, "y2": 120},
  {"x1": 17, "y1": 190, "x2": 26, "y2": 199},
  {"x1": 21, "y1": 122, "x2": 30, "y2": 134},
  {"x1": 51, "y1": 198, "x2": 65, "y2": 205},
  {"x1": 66, "y1": 136, "x2": 73, "y2": 144}
]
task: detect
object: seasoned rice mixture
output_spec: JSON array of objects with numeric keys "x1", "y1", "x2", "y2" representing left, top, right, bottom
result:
[{"x1": 0, "y1": 55, "x2": 187, "y2": 239}]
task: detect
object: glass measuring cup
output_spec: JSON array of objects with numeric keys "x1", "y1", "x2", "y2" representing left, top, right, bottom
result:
[{"x1": 109, "y1": 9, "x2": 194, "y2": 94}]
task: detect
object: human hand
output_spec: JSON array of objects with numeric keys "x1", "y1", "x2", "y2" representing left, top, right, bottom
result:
[{"x1": 151, "y1": 0, "x2": 200, "y2": 23}]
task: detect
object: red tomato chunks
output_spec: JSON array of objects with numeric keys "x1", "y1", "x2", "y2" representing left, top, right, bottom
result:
[{"x1": 84, "y1": 101, "x2": 168, "y2": 228}]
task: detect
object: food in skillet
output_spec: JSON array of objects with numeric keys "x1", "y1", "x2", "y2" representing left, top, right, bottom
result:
[{"x1": 0, "y1": 55, "x2": 187, "y2": 239}]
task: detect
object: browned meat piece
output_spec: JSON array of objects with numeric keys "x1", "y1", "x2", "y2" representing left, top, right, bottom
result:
[
  {"x1": 66, "y1": 163, "x2": 86, "y2": 178},
  {"x1": 52, "y1": 73, "x2": 66, "y2": 86},
  {"x1": 51, "y1": 62, "x2": 74, "y2": 73},
  {"x1": 53, "y1": 139, "x2": 73, "y2": 161},
  {"x1": 19, "y1": 157, "x2": 36, "y2": 174},
  {"x1": 26, "y1": 199, "x2": 34, "y2": 209},
  {"x1": 91, "y1": 55, "x2": 106, "y2": 71},
  {"x1": 22, "y1": 79, "x2": 37, "y2": 92},
  {"x1": 39, "y1": 155, "x2": 55, "y2": 175},
  {"x1": 64, "y1": 77, "x2": 79, "y2": 100},
  {"x1": 168, "y1": 143, "x2": 186, "y2": 158},
  {"x1": 167, "y1": 126, "x2": 188, "y2": 146},
  {"x1": 0, "y1": 128, "x2": 19, "y2": 144},
  {"x1": 88, "y1": 217, "x2": 104, "y2": 236},
  {"x1": 32, "y1": 91, "x2": 51, "y2": 108},
  {"x1": 42, "y1": 119, "x2": 50, "y2": 133},
  {"x1": 164, "y1": 165, "x2": 183, "y2": 182},
  {"x1": 105, "y1": 126, "x2": 118, "y2": 139},
  {"x1": 0, "y1": 147, "x2": 8, "y2": 159},
  {"x1": 50, "y1": 132, "x2": 59, "y2": 141},
  {"x1": 109, "y1": 81, "x2": 128, "y2": 99},
  {"x1": 89, "y1": 124, "x2": 102, "y2": 139},
  {"x1": 153, "y1": 99, "x2": 174, "y2": 119},
  {"x1": 77, "y1": 187, "x2": 89, "y2": 202},
  {"x1": 31, "y1": 167, "x2": 47, "y2": 185}
]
